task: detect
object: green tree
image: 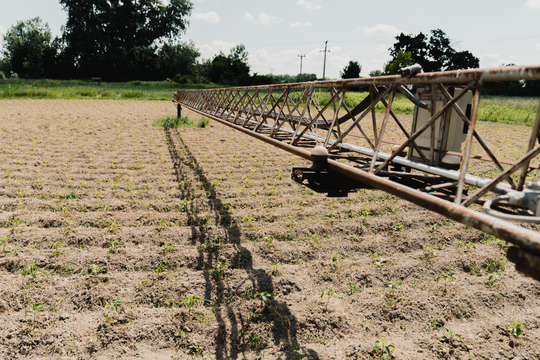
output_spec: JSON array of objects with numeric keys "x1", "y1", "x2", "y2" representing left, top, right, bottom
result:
[
  {"x1": 383, "y1": 51, "x2": 413, "y2": 75},
  {"x1": 369, "y1": 69, "x2": 383, "y2": 77},
  {"x1": 59, "y1": 0, "x2": 193, "y2": 80},
  {"x1": 207, "y1": 45, "x2": 251, "y2": 86},
  {"x1": 1, "y1": 17, "x2": 59, "y2": 78},
  {"x1": 389, "y1": 29, "x2": 479, "y2": 73},
  {"x1": 157, "y1": 41, "x2": 200, "y2": 83},
  {"x1": 340, "y1": 61, "x2": 361, "y2": 79}
]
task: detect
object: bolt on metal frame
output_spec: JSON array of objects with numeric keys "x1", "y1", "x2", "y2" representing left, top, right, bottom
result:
[{"x1": 173, "y1": 65, "x2": 540, "y2": 279}]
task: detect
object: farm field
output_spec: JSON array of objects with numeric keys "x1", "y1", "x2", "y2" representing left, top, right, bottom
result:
[{"x1": 1, "y1": 99, "x2": 540, "y2": 360}]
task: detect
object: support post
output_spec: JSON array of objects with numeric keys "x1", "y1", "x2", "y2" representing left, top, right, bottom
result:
[{"x1": 177, "y1": 104, "x2": 182, "y2": 119}]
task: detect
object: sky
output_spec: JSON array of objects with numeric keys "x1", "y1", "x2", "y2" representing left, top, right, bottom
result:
[{"x1": 1, "y1": 0, "x2": 539, "y2": 79}]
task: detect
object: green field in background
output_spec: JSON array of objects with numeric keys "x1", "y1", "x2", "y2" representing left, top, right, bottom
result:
[{"x1": 0, "y1": 79, "x2": 537, "y2": 126}]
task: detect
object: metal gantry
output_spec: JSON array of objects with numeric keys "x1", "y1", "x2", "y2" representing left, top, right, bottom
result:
[{"x1": 173, "y1": 65, "x2": 540, "y2": 280}]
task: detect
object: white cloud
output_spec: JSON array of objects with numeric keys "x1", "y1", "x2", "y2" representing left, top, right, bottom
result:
[
  {"x1": 244, "y1": 12, "x2": 253, "y2": 20},
  {"x1": 258, "y1": 13, "x2": 277, "y2": 25},
  {"x1": 192, "y1": 11, "x2": 220, "y2": 24},
  {"x1": 376, "y1": 44, "x2": 388, "y2": 54},
  {"x1": 363, "y1": 24, "x2": 401, "y2": 37},
  {"x1": 198, "y1": 40, "x2": 236, "y2": 59},
  {"x1": 525, "y1": 0, "x2": 540, "y2": 8},
  {"x1": 296, "y1": 0, "x2": 321, "y2": 10},
  {"x1": 0, "y1": 25, "x2": 6, "y2": 37},
  {"x1": 480, "y1": 53, "x2": 504, "y2": 68},
  {"x1": 290, "y1": 22, "x2": 313, "y2": 27},
  {"x1": 536, "y1": 43, "x2": 540, "y2": 51}
]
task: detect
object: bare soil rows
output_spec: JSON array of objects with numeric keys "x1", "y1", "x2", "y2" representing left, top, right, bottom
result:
[{"x1": 0, "y1": 99, "x2": 539, "y2": 360}]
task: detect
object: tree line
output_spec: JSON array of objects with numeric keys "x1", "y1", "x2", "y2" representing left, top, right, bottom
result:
[{"x1": 0, "y1": 3, "x2": 537, "y2": 95}]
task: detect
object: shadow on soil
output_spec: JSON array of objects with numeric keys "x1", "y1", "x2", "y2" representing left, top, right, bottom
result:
[{"x1": 164, "y1": 128, "x2": 319, "y2": 360}]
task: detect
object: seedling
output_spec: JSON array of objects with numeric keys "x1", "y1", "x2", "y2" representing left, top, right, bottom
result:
[
  {"x1": 161, "y1": 241, "x2": 176, "y2": 254},
  {"x1": 422, "y1": 246, "x2": 436, "y2": 260},
  {"x1": 372, "y1": 338, "x2": 396, "y2": 359},
  {"x1": 271, "y1": 263, "x2": 283, "y2": 276},
  {"x1": 25, "y1": 303, "x2": 45, "y2": 330},
  {"x1": 346, "y1": 281, "x2": 363, "y2": 296},
  {"x1": 104, "y1": 301, "x2": 123, "y2": 323},
  {"x1": 332, "y1": 253, "x2": 345, "y2": 271},
  {"x1": 383, "y1": 280, "x2": 403, "y2": 308},
  {"x1": 290, "y1": 355, "x2": 307, "y2": 360},
  {"x1": 321, "y1": 288, "x2": 338, "y2": 309},
  {"x1": 253, "y1": 291, "x2": 272, "y2": 303},
  {"x1": 108, "y1": 239, "x2": 122, "y2": 254},
  {"x1": 49, "y1": 241, "x2": 64, "y2": 257},
  {"x1": 213, "y1": 262, "x2": 227, "y2": 280},
  {"x1": 436, "y1": 273, "x2": 455, "y2": 294},
  {"x1": 508, "y1": 320, "x2": 528, "y2": 339},
  {"x1": 19, "y1": 263, "x2": 44, "y2": 279},
  {"x1": 181, "y1": 294, "x2": 201, "y2": 310},
  {"x1": 90, "y1": 264, "x2": 106, "y2": 276},
  {"x1": 439, "y1": 327, "x2": 462, "y2": 345},
  {"x1": 157, "y1": 218, "x2": 168, "y2": 232},
  {"x1": 249, "y1": 333, "x2": 268, "y2": 351},
  {"x1": 107, "y1": 220, "x2": 121, "y2": 233},
  {"x1": 486, "y1": 257, "x2": 506, "y2": 273},
  {"x1": 487, "y1": 271, "x2": 503, "y2": 288}
]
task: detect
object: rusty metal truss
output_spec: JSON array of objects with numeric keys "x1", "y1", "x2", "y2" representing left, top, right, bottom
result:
[{"x1": 173, "y1": 65, "x2": 540, "y2": 280}]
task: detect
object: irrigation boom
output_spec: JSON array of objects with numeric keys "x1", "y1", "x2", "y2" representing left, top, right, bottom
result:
[{"x1": 173, "y1": 65, "x2": 540, "y2": 281}]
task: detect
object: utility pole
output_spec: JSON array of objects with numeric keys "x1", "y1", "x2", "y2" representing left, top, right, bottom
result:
[
  {"x1": 319, "y1": 41, "x2": 330, "y2": 79},
  {"x1": 298, "y1": 54, "x2": 305, "y2": 75}
]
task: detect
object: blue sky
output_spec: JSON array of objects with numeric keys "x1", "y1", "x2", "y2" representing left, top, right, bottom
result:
[{"x1": 1, "y1": 0, "x2": 539, "y2": 79}]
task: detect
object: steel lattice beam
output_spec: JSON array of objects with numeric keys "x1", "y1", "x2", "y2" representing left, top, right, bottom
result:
[{"x1": 173, "y1": 65, "x2": 540, "y2": 280}]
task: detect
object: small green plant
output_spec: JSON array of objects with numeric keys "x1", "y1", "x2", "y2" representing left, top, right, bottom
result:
[
  {"x1": 156, "y1": 217, "x2": 168, "y2": 232},
  {"x1": 181, "y1": 294, "x2": 201, "y2": 310},
  {"x1": 346, "y1": 281, "x2": 363, "y2": 296},
  {"x1": 249, "y1": 333, "x2": 268, "y2": 351},
  {"x1": 422, "y1": 246, "x2": 436, "y2": 260},
  {"x1": 49, "y1": 241, "x2": 64, "y2": 257},
  {"x1": 321, "y1": 288, "x2": 338, "y2": 309},
  {"x1": 108, "y1": 239, "x2": 122, "y2": 254},
  {"x1": 486, "y1": 257, "x2": 506, "y2": 273},
  {"x1": 197, "y1": 118, "x2": 209, "y2": 128},
  {"x1": 290, "y1": 355, "x2": 307, "y2": 360},
  {"x1": 104, "y1": 301, "x2": 123, "y2": 323},
  {"x1": 90, "y1": 264, "x2": 106, "y2": 276},
  {"x1": 153, "y1": 116, "x2": 192, "y2": 129},
  {"x1": 271, "y1": 263, "x2": 283, "y2": 276},
  {"x1": 154, "y1": 264, "x2": 168, "y2": 273},
  {"x1": 487, "y1": 271, "x2": 503, "y2": 288},
  {"x1": 436, "y1": 273, "x2": 455, "y2": 294},
  {"x1": 25, "y1": 303, "x2": 45, "y2": 329},
  {"x1": 213, "y1": 262, "x2": 227, "y2": 281},
  {"x1": 161, "y1": 241, "x2": 176, "y2": 254},
  {"x1": 19, "y1": 263, "x2": 44, "y2": 279},
  {"x1": 107, "y1": 219, "x2": 121, "y2": 233},
  {"x1": 383, "y1": 280, "x2": 403, "y2": 308},
  {"x1": 456, "y1": 241, "x2": 476, "y2": 251},
  {"x1": 371, "y1": 338, "x2": 396, "y2": 359},
  {"x1": 439, "y1": 327, "x2": 462, "y2": 345},
  {"x1": 254, "y1": 291, "x2": 272, "y2": 303},
  {"x1": 508, "y1": 320, "x2": 528, "y2": 339},
  {"x1": 350, "y1": 233, "x2": 362, "y2": 242},
  {"x1": 332, "y1": 253, "x2": 345, "y2": 271}
]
